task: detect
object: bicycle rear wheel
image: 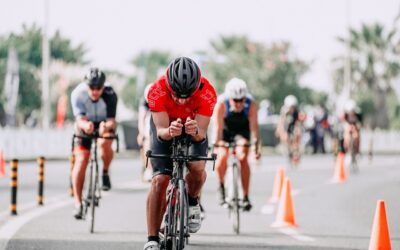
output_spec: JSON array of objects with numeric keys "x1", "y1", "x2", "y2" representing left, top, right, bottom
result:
[{"x1": 231, "y1": 162, "x2": 240, "y2": 234}]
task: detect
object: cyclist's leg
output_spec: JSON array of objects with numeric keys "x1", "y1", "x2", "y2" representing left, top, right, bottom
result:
[
  {"x1": 235, "y1": 138, "x2": 250, "y2": 197},
  {"x1": 215, "y1": 143, "x2": 229, "y2": 187},
  {"x1": 72, "y1": 148, "x2": 90, "y2": 205},
  {"x1": 98, "y1": 132, "x2": 114, "y2": 190},
  {"x1": 98, "y1": 132, "x2": 114, "y2": 173},
  {"x1": 147, "y1": 174, "x2": 170, "y2": 237},
  {"x1": 145, "y1": 117, "x2": 173, "y2": 246},
  {"x1": 186, "y1": 138, "x2": 208, "y2": 233},
  {"x1": 72, "y1": 136, "x2": 91, "y2": 219}
]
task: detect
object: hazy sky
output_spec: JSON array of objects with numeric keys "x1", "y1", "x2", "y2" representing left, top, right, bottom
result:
[{"x1": 1, "y1": 0, "x2": 399, "y2": 92}]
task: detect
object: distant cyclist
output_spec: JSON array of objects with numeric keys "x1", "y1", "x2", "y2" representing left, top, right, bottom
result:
[
  {"x1": 137, "y1": 83, "x2": 153, "y2": 182},
  {"x1": 213, "y1": 78, "x2": 261, "y2": 211},
  {"x1": 275, "y1": 95, "x2": 303, "y2": 164},
  {"x1": 143, "y1": 57, "x2": 217, "y2": 250},
  {"x1": 70, "y1": 68, "x2": 118, "y2": 219},
  {"x1": 342, "y1": 100, "x2": 362, "y2": 155}
]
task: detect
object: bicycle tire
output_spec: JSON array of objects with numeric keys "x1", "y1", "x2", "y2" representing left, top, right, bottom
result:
[
  {"x1": 171, "y1": 186, "x2": 180, "y2": 250},
  {"x1": 231, "y1": 162, "x2": 240, "y2": 235},
  {"x1": 89, "y1": 166, "x2": 98, "y2": 233},
  {"x1": 164, "y1": 187, "x2": 175, "y2": 250},
  {"x1": 177, "y1": 180, "x2": 186, "y2": 250}
]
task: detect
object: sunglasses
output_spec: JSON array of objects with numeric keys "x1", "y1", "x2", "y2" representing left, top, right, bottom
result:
[
  {"x1": 89, "y1": 85, "x2": 103, "y2": 91},
  {"x1": 233, "y1": 98, "x2": 245, "y2": 103}
]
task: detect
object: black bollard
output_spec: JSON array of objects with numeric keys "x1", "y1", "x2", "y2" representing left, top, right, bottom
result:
[
  {"x1": 37, "y1": 156, "x2": 45, "y2": 205},
  {"x1": 10, "y1": 159, "x2": 18, "y2": 215}
]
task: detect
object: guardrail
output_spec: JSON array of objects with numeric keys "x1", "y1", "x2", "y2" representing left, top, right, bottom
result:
[{"x1": 0, "y1": 126, "x2": 399, "y2": 159}]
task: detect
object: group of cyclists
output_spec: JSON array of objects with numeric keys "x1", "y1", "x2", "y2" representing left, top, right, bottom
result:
[{"x1": 69, "y1": 56, "x2": 363, "y2": 250}]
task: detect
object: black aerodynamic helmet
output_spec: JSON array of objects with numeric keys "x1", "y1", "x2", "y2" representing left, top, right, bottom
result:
[
  {"x1": 85, "y1": 68, "x2": 106, "y2": 88},
  {"x1": 166, "y1": 57, "x2": 201, "y2": 98}
]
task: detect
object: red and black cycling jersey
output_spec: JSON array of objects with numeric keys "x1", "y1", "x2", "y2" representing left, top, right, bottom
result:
[{"x1": 147, "y1": 75, "x2": 217, "y2": 122}]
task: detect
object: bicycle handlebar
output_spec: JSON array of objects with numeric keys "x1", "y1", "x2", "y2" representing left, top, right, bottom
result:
[
  {"x1": 212, "y1": 142, "x2": 251, "y2": 148},
  {"x1": 146, "y1": 150, "x2": 217, "y2": 170}
]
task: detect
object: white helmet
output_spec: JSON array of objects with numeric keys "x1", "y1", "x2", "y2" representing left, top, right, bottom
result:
[
  {"x1": 344, "y1": 99, "x2": 358, "y2": 113},
  {"x1": 144, "y1": 83, "x2": 153, "y2": 103},
  {"x1": 284, "y1": 95, "x2": 298, "y2": 108},
  {"x1": 225, "y1": 78, "x2": 248, "y2": 99}
]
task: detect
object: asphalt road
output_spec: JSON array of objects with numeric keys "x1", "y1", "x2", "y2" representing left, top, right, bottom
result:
[{"x1": 0, "y1": 153, "x2": 399, "y2": 250}]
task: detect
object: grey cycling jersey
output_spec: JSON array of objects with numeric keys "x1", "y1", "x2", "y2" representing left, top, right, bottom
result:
[{"x1": 71, "y1": 83, "x2": 117, "y2": 122}]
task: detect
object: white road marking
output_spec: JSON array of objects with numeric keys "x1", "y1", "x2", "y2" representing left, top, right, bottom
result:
[
  {"x1": 279, "y1": 228, "x2": 316, "y2": 242},
  {"x1": 0, "y1": 197, "x2": 72, "y2": 240},
  {"x1": 0, "y1": 180, "x2": 145, "y2": 243}
]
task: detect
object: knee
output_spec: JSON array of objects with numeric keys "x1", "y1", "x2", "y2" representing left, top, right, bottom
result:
[
  {"x1": 151, "y1": 175, "x2": 170, "y2": 194},
  {"x1": 236, "y1": 151, "x2": 248, "y2": 162}
]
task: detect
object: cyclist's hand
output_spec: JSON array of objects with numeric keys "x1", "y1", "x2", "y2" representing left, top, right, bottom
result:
[
  {"x1": 169, "y1": 118, "x2": 183, "y2": 137},
  {"x1": 99, "y1": 121, "x2": 109, "y2": 136},
  {"x1": 255, "y1": 151, "x2": 261, "y2": 160},
  {"x1": 83, "y1": 121, "x2": 94, "y2": 134},
  {"x1": 184, "y1": 117, "x2": 198, "y2": 136}
]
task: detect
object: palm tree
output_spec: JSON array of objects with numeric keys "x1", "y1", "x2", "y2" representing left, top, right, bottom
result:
[{"x1": 333, "y1": 23, "x2": 400, "y2": 129}]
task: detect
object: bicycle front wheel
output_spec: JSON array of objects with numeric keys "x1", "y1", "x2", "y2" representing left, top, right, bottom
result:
[
  {"x1": 176, "y1": 180, "x2": 188, "y2": 250},
  {"x1": 231, "y1": 162, "x2": 240, "y2": 235},
  {"x1": 89, "y1": 167, "x2": 98, "y2": 233}
]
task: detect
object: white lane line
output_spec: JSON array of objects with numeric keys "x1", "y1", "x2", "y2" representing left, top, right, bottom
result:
[
  {"x1": 0, "y1": 198, "x2": 73, "y2": 240},
  {"x1": 0, "y1": 180, "x2": 146, "y2": 241},
  {"x1": 279, "y1": 228, "x2": 315, "y2": 242},
  {"x1": 0, "y1": 195, "x2": 70, "y2": 221}
]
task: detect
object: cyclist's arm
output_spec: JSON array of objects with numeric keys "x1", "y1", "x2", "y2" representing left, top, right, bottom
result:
[
  {"x1": 249, "y1": 101, "x2": 261, "y2": 155},
  {"x1": 192, "y1": 114, "x2": 211, "y2": 142},
  {"x1": 212, "y1": 101, "x2": 225, "y2": 143},
  {"x1": 75, "y1": 116, "x2": 94, "y2": 134},
  {"x1": 249, "y1": 101, "x2": 260, "y2": 142},
  {"x1": 152, "y1": 111, "x2": 172, "y2": 141},
  {"x1": 137, "y1": 106, "x2": 147, "y2": 137}
]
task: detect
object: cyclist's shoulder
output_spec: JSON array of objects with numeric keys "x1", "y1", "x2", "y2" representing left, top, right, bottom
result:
[
  {"x1": 71, "y1": 83, "x2": 89, "y2": 102},
  {"x1": 102, "y1": 84, "x2": 117, "y2": 97}
]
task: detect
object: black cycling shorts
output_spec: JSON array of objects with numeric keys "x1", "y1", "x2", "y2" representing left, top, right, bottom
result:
[
  {"x1": 149, "y1": 117, "x2": 208, "y2": 177},
  {"x1": 222, "y1": 129, "x2": 250, "y2": 143}
]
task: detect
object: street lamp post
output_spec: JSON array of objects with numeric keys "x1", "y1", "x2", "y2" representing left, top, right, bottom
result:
[{"x1": 41, "y1": 0, "x2": 50, "y2": 129}]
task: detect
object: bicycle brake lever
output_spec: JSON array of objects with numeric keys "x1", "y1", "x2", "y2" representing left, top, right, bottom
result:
[
  {"x1": 212, "y1": 153, "x2": 217, "y2": 171},
  {"x1": 116, "y1": 135, "x2": 119, "y2": 153},
  {"x1": 145, "y1": 150, "x2": 152, "y2": 168}
]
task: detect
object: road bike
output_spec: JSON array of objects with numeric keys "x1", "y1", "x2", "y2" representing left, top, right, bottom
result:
[
  {"x1": 146, "y1": 135, "x2": 216, "y2": 250},
  {"x1": 71, "y1": 131, "x2": 119, "y2": 233},
  {"x1": 214, "y1": 142, "x2": 250, "y2": 235}
]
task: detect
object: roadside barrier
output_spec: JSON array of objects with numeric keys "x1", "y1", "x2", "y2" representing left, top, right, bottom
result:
[
  {"x1": 369, "y1": 200, "x2": 391, "y2": 250},
  {"x1": 271, "y1": 177, "x2": 297, "y2": 228},
  {"x1": 37, "y1": 157, "x2": 45, "y2": 205},
  {"x1": 10, "y1": 159, "x2": 18, "y2": 215}
]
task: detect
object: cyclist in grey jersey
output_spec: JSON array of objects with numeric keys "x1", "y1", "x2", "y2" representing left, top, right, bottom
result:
[{"x1": 70, "y1": 68, "x2": 117, "y2": 219}]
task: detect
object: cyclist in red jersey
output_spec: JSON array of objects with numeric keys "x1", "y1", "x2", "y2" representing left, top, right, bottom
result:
[{"x1": 144, "y1": 57, "x2": 217, "y2": 250}]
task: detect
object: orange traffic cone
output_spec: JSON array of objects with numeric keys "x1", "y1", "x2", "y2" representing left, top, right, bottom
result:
[
  {"x1": 269, "y1": 167, "x2": 285, "y2": 203},
  {"x1": 0, "y1": 149, "x2": 5, "y2": 177},
  {"x1": 369, "y1": 200, "x2": 391, "y2": 250},
  {"x1": 332, "y1": 152, "x2": 346, "y2": 183},
  {"x1": 271, "y1": 177, "x2": 297, "y2": 228}
]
